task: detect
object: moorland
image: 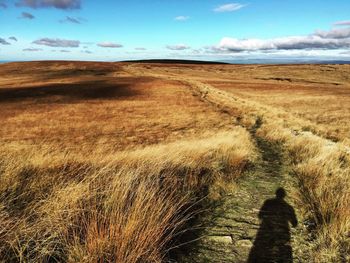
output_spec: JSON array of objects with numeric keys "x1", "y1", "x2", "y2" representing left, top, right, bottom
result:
[{"x1": 0, "y1": 61, "x2": 349, "y2": 262}]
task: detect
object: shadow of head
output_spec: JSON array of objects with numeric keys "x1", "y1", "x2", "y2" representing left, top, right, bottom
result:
[{"x1": 276, "y1": 187, "x2": 286, "y2": 200}]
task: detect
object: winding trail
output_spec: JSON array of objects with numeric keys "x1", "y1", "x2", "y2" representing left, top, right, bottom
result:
[{"x1": 124, "y1": 65, "x2": 312, "y2": 262}]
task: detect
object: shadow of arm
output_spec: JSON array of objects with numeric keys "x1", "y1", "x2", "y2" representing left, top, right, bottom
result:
[{"x1": 289, "y1": 206, "x2": 298, "y2": 227}]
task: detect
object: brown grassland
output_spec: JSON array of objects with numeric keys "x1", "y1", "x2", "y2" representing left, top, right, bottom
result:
[{"x1": 0, "y1": 61, "x2": 349, "y2": 262}]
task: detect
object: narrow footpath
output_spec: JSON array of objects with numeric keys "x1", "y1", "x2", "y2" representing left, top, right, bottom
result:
[{"x1": 179, "y1": 123, "x2": 311, "y2": 262}]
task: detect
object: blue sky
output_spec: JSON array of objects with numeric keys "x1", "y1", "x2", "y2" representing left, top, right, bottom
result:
[{"x1": 1, "y1": 0, "x2": 350, "y2": 61}]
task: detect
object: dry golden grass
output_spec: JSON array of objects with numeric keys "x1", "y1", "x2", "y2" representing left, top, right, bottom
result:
[
  {"x1": 0, "y1": 129, "x2": 256, "y2": 262},
  {"x1": 0, "y1": 62, "x2": 233, "y2": 153},
  {"x1": 256, "y1": 124, "x2": 350, "y2": 261},
  {"x1": 1, "y1": 61, "x2": 350, "y2": 262},
  {"x1": 213, "y1": 82, "x2": 350, "y2": 144},
  {"x1": 128, "y1": 63, "x2": 350, "y2": 145},
  {"x1": 0, "y1": 61, "x2": 256, "y2": 262},
  {"x1": 124, "y1": 62, "x2": 350, "y2": 261}
]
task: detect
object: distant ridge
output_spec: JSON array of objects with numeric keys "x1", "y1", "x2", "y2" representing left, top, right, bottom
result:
[
  {"x1": 122, "y1": 59, "x2": 229, "y2": 65},
  {"x1": 221, "y1": 59, "x2": 350, "y2": 65}
]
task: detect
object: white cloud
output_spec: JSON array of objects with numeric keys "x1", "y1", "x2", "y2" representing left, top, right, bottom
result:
[
  {"x1": 174, "y1": 16, "x2": 189, "y2": 21},
  {"x1": 214, "y1": 3, "x2": 245, "y2": 13},
  {"x1": 16, "y1": 0, "x2": 80, "y2": 10},
  {"x1": 334, "y1": 20, "x2": 350, "y2": 26},
  {"x1": 23, "y1": 48, "x2": 42, "y2": 51},
  {"x1": 0, "y1": 38, "x2": 10, "y2": 45},
  {"x1": 315, "y1": 27, "x2": 350, "y2": 39},
  {"x1": 339, "y1": 51, "x2": 350, "y2": 56},
  {"x1": 97, "y1": 42, "x2": 123, "y2": 48},
  {"x1": 166, "y1": 44, "x2": 190, "y2": 50},
  {"x1": 33, "y1": 38, "x2": 80, "y2": 47},
  {"x1": 59, "y1": 16, "x2": 85, "y2": 24},
  {"x1": 20, "y1": 12, "x2": 35, "y2": 19},
  {"x1": 212, "y1": 26, "x2": 350, "y2": 53}
]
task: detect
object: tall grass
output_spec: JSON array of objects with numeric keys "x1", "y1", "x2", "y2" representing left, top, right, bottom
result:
[
  {"x1": 288, "y1": 134, "x2": 350, "y2": 261},
  {"x1": 257, "y1": 123, "x2": 350, "y2": 261},
  {"x1": 173, "y1": 76, "x2": 350, "y2": 261},
  {"x1": 0, "y1": 128, "x2": 256, "y2": 262}
]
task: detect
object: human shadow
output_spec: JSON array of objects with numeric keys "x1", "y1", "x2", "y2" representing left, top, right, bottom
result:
[{"x1": 248, "y1": 188, "x2": 298, "y2": 263}]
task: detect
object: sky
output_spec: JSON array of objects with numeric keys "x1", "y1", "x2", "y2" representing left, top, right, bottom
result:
[{"x1": 1, "y1": 0, "x2": 350, "y2": 61}]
